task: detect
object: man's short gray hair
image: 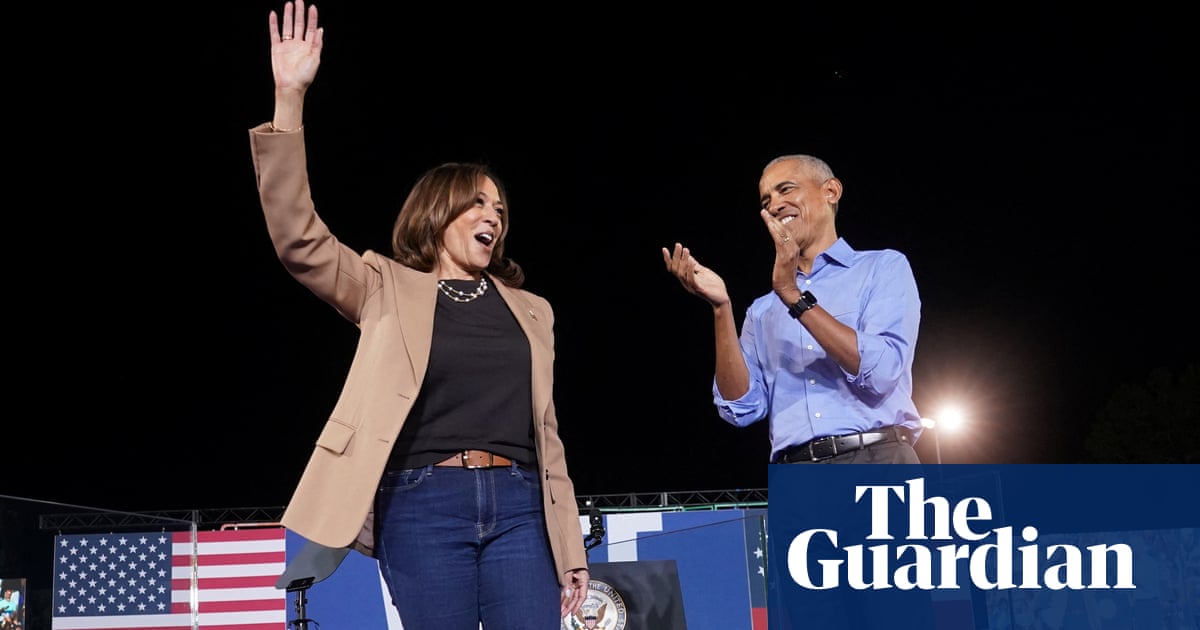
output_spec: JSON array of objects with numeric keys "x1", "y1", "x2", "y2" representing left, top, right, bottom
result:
[{"x1": 764, "y1": 154, "x2": 835, "y2": 182}]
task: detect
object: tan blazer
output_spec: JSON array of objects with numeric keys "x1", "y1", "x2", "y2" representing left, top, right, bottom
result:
[{"x1": 248, "y1": 123, "x2": 589, "y2": 581}]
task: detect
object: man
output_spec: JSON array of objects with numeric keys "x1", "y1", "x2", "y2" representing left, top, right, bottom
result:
[{"x1": 662, "y1": 154, "x2": 923, "y2": 464}]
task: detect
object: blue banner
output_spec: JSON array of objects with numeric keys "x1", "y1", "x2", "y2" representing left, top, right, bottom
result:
[{"x1": 768, "y1": 464, "x2": 1200, "y2": 630}]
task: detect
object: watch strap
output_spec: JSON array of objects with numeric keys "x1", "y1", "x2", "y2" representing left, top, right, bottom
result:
[{"x1": 788, "y1": 291, "x2": 818, "y2": 319}]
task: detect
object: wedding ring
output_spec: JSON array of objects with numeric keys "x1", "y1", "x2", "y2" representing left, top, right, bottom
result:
[
  {"x1": 783, "y1": 236, "x2": 791, "y2": 242},
  {"x1": 282, "y1": 35, "x2": 294, "y2": 40}
]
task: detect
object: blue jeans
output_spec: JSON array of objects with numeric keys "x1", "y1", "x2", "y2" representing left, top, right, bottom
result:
[{"x1": 374, "y1": 463, "x2": 562, "y2": 630}]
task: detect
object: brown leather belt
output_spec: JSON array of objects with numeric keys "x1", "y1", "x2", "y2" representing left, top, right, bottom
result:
[{"x1": 434, "y1": 450, "x2": 514, "y2": 469}]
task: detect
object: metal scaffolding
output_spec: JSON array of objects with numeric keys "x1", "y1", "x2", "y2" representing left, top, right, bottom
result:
[
  {"x1": 37, "y1": 488, "x2": 768, "y2": 532},
  {"x1": 579, "y1": 488, "x2": 768, "y2": 512}
]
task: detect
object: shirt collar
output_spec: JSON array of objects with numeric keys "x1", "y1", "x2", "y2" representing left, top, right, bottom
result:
[{"x1": 818, "y1": 237, "x2": 855, "y2": 269}]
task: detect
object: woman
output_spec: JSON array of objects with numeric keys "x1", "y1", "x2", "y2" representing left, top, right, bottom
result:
[{"x1": 248, "y1": 2, "x2": 590, "y2": 628}]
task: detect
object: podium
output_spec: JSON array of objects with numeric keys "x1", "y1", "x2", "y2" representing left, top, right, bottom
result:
[{"x1": 576, "y1": 560, "x2": 688, "y2": 629}]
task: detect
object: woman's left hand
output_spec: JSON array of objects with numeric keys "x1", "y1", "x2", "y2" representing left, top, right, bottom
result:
[{"x1": 560, "y1": 568, "x2": 590, "y2": 616}]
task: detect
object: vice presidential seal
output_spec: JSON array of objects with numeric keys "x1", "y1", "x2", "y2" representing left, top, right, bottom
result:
[{"x1": 561, "y1": 578, "x2": 628, "y2": 630}]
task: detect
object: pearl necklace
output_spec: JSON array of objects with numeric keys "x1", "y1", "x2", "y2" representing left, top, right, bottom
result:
[{"x1": 437, "y1": 276, "x2": 489, "y2": 303}]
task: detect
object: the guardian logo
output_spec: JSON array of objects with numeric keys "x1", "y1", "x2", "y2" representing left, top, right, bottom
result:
[{"x1": 786, "y1": 477, "x2": 1135, "y2": 591}]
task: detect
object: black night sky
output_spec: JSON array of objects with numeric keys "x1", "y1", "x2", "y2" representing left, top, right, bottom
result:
[{"x1": 5, "y1": 0, "x2": 1196, "y2": 594}]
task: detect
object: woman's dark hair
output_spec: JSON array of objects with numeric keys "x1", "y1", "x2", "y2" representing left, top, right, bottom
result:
[{"x1": 390, "y1": 162, "x2": 524, "y2": 287}]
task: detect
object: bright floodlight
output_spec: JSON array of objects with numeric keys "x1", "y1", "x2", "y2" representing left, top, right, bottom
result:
[{"x1": 937, "y1": 405, "x2": 966, "y2": 433}]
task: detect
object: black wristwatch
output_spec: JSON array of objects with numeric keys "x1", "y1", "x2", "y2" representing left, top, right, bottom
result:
[{"x1": 787, "y1": 291, "x2": 818, "y2": 319}]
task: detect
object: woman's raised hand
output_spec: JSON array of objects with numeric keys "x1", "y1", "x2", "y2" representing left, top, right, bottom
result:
[{"x1": 269, "y1": 0, "x2": 323, "y2": 94}]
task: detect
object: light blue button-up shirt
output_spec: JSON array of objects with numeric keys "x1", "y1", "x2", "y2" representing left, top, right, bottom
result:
[{"x1": 713, "y1": 238, "x2": 923, "y2": 461}]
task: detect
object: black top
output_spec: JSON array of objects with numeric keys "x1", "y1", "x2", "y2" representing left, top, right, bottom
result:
[{"x1": 386, "y1": 277, "x2": 536, "y2": 470}]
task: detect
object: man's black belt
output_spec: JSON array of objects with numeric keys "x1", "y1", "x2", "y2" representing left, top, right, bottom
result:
[{"x1": 775, "y1": 426, "x2": 909, "y2": 463}]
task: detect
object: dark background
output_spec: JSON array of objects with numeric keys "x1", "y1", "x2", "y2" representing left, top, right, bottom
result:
[{"x1": 4, "y1": 0, "x2": 1196, "y2": 598}]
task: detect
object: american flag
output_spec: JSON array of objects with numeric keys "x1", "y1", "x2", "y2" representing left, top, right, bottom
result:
[
  {"x1": 743, "y1": 509, "x2": 768, "y2": 630},
  {"x1": 52, "y1": 528, "x2": 287, "y2": 630}
]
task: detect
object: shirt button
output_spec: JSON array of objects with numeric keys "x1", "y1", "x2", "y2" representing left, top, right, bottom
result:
[
  {"x1": 807, "y1": 345, "x2": 814, "y2": 350},
  {"x1": 809, "y1": 379, "x2": 816, "y2": 384},
  {"x1": 815, "y1": 412, "x2": 822, "y2": 418}
]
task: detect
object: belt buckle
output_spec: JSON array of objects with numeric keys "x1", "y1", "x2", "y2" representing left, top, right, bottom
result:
[
  {"x1": 461, "y1": 451, "x2": 490, "y2": 469},
  {"x1": 808, "y1": 436, "x2": 838, "y2": 461}
]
